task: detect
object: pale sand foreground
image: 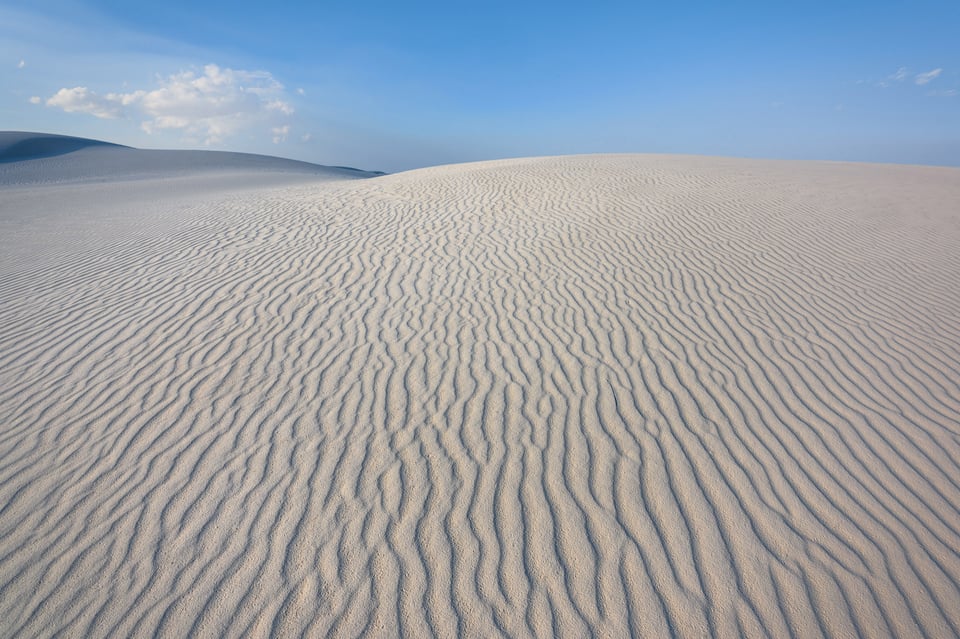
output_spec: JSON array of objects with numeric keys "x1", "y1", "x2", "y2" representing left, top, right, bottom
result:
[{"x1": 1, "y1": 152, "x2": 960, "y2": 638}]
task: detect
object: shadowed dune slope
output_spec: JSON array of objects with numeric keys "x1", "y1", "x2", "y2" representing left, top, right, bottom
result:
[
  {"x1": 0, "y1": 131, "x2": 127, "y2": 162},
  {"x1": 0, "y1": 131, "x2": 382, "y2": 186},
  {"x1": 1, "y1": 154, "x2": 959, "y2": 638}
]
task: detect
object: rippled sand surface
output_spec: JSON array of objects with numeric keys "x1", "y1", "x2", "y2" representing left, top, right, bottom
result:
[{"x1": 2, "y1": 154, "x2": 959, "y2": 637}]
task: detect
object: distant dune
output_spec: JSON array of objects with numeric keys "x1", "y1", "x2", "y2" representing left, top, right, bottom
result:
[
  {"x1": 0, "y1": 131, "x2": 127, "y2": 162},
  {"x1": 1, "y1": 145, "x2": 959, "y2": 637},
  {"x1": 0, "y1": 131, "x2": 383, "y2": 186}
]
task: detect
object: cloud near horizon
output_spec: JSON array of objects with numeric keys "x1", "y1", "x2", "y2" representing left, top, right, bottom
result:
[{"x1": 43, "y1": 64, "x2": 294, "y2": 145}]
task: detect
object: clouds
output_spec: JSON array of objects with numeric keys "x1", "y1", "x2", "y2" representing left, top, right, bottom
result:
[
  {"x1": 881, "y1": 66, "x2": 944, "y2": 87},
  {"x1": 872, "y1": 66, "x2": 955, "y2": 97},
  {"x1": 41, "y1": 64, "x2": 296, "y2": 145},
  {"x1": 890, "y1": 67, "x2": 909, "y2": 82},
  {"x1": 47, "y1": 86, "x2": 125, "y2": 118},
  {"x1": 914, "y1": 68, "x2": 942, "y2": 85},
  {"x1": 271, "y1": 125, "x2": 290, "y2": 144}
]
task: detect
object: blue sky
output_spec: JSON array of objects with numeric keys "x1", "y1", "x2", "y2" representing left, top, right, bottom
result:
[{"x1": 2, "y1": 0, "x2": 958, "y2": 171}]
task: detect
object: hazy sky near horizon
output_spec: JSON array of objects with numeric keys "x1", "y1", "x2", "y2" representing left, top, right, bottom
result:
[{"x1": 2, "y1": 0, "x2": 958, "y2": 171}]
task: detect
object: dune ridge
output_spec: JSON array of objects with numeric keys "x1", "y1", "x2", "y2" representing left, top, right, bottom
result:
[
  {"x1": 1, "y1": 154, "x2": 959, "y2": 637},
  {"x1": 0, "y1": 132, "x2": 126, "y2": 163},
  {"x1": 0, "y1": 132, "x2": 382, "y2": 187}
]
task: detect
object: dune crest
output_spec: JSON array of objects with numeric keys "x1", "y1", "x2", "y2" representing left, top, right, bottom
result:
[
  {"x1": 0, "y1": 131, "x2": 381, "y2": 187},
  {"x1": 0, "y1": 132, "x2": 126, "y2": 163},
  {"x1": 1, "y1": 154, "x2": 959, "y2": 637}
]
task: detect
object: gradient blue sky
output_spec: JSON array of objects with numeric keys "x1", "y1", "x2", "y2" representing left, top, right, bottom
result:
[{"x1": 2, "y1": 0, "x2": 958, "y2": 171}]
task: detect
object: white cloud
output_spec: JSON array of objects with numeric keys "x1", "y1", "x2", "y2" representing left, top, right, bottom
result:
[
  {"x1": 29, "y1": 96, "x2": 41, "y2": 104},
  {"x1": 301, "y1": 133, "x2": 312, "y2": 142},
  {"x1": 17, "y1": 59, "x2": 25, "y2": 69},
  {"x1": 266, "y1": 99, "x2": 294, "y2": 115},
  {"x1": 47, "y1": 86, "x2": 124, "y2": 118},
  {"x1": 45, "y1": 64, "x2": 295, "y2": 145},
  {"x1": 296, "y1": 87, "x2": 305, "y2": 96},
  {"x1": 876, "y1": 66, "x2": 908, "y2": 87},
  {"x1": 875, "y1": 66, "x2": 947, "y2": 90},
  {"x1": 927, "y1": 88, "x2": 958, "y2": 97},
  {"x1": 271, "y1": 125, "x2": 290, "y2": 144},
  {"x1": 890, "y1": 66, "x2": 909, "y2": 81},
  {"x1": 915, "y1": 68, "x2": 942, "y2": 85}
]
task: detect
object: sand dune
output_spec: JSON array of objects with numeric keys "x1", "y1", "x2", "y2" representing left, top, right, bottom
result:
[
  {"x1": 1, "y1": 150, "x2": 959, "y2": 637},
  {"x1": 0, "y1": 132, "x2": 382, "y2": 186},
  {"x1": 0, "y1": 131, "x2": 126, "y2": 162}
]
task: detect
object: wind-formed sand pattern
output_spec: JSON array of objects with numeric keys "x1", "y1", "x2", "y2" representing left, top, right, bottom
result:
[{"x1": 1, "y1": 149, "x2": 960, "y2": 637}]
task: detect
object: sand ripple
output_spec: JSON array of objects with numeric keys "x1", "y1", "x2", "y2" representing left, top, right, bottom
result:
[{"x1": 1, "y1": 155, "x2": 959, "y2": 637}]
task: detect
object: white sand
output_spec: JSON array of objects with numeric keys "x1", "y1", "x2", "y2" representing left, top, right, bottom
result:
[{"x1": 1, "y1": 142, "x2": 959, "y2": 637}]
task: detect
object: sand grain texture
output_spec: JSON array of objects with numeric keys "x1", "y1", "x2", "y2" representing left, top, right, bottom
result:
[{"x1": 1, "y1": 153, "x2": 959, "y2": 638}]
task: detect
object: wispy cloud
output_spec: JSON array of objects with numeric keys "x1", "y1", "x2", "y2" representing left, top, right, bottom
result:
[
  {"x1": 42, "y1": 64, "x2": 295, "y2": 145},
  {"x1": 914, "y1": 68, "x2": 942, "y2": 85},
  {"x1": 890, "y1": 66, "x2": 909, "y2": 82},
  {"x1": 17, "y1": 59, "x2": 26, "y2": 69},
  {"x1": 874, "y1": 66, "x2": 947, "y2": 91}
]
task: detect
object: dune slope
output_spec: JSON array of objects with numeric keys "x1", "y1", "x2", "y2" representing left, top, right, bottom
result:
[
  {"x1": 0, "y1": 131, "x2": 126, "y2": 163},
  {"x1": 0, "y1": 131, "x2": 381, "y2": 187},
  {"x1": 1, "y1": 154, "x2": 959, "y2": 638}
]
